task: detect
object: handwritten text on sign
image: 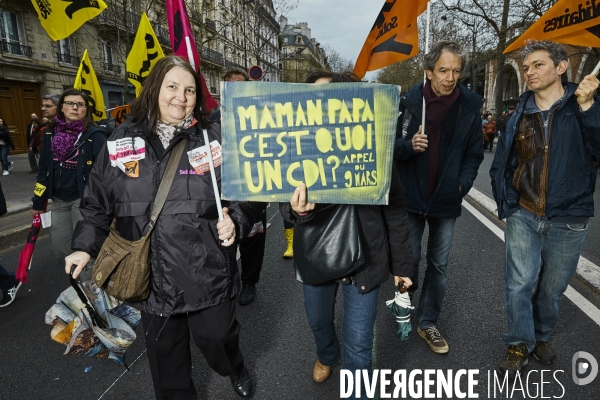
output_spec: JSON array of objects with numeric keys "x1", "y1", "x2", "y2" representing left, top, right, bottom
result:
[{"x1": 221, "y1": 82, "x2": 399, "y2": 204}]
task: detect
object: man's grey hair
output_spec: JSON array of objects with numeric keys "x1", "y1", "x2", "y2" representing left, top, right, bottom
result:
[
  {"x1": 43, "y1": 93, "x2": 60, "y2": 105},
  {"x1": 521, "y1": 40, "x2": 568, "y2": 67},
  {"x1": 424, "y1": 41, "x2": 468, "y2": 71}
]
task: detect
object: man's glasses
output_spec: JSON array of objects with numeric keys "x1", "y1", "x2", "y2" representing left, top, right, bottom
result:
[
  {"x1": 63, "y1": 101, "x2": 87, "y2": 108},
  {"x1": 41, "y1": 103, "x2": 56, "y2": 109}
]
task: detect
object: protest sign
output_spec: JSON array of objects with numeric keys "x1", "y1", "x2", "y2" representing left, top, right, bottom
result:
[{"x1": 220, "y1": 82, "x2": 400, "y2": 205}]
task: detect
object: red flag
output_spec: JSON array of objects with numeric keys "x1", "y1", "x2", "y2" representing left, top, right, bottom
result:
[
  {"x1": 354, "y1": 0, "x2": 429, "y2": 79},
  {"x1": 166, "y1": 0, "x2": 218, "y2": 113},
  {"x1": 16, "y1": 211, "x2": 44, "y2": 284}
]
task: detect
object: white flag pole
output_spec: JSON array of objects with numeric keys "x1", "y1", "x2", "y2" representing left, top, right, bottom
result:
[
  {"x1": 185, "y1": 36, "x2": 196, "y2": 71},
  {"x1": 592, "y1": 59, "x2": 600, "y2": 76},
  {"x1": 202, "y1": 129, "x2": 228, "y2": 243},
  {"x1": 421, "y1": 1, "x2": 432, "y2": 134}
]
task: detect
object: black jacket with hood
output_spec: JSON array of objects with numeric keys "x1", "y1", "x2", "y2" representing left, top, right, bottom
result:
[
  {"x1": 71, "y1": 119, "x2": 253, "y2": 316},
  {"x1": 394, "y1": 82, "x2": 484, "y2": 218}
]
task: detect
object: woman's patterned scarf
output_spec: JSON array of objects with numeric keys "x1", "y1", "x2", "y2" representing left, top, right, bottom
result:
[
  {"x1": 51, "y1": 115, "x2": 86, "y2": 161},
  {"x1": 156, "y1": 114, "x2": 194, "y2": 148}
]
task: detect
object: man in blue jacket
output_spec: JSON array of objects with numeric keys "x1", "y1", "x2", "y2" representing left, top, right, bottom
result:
[
  {"x1": 394, "y1": 40, "x2": 484, "y2": 354},
  {"x1": 491, "y1": 40, "x2": 600, "y2": 378}
]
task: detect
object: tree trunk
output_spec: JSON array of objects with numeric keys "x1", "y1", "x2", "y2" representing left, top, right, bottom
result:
[{"x1": 493, "y1": 0, "x2": 511, "y2": 119}]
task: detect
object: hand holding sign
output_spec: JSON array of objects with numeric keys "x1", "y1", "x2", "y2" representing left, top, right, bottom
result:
[{"x1": 291, "y1": 183, "x2": 315, "y2": 215}]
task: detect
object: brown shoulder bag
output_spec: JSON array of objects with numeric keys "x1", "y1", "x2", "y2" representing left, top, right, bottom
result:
[{"x1": 92, "y1": 139, "x2": 187, "y2": 301}]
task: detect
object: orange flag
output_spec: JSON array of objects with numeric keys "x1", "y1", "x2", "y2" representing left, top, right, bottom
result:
[
  {"x1": 354, "y1": 0, "x2": 429, "y2": 78},
  {"x1": 504, "y1": 0, "x2": 600, "y2": 53}
]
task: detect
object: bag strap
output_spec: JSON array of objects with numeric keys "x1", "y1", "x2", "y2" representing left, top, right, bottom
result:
[{"x1": 149, "y1": 139, "x2": 187, "y2": 228}]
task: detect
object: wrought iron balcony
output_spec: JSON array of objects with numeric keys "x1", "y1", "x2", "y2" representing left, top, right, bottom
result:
[
  {"x1": 94, "y1": 8, "x2": 138, "y2": 32},
  {"x1": 103, "y1": 63, "x2": 122, "y2": 74},
  {"x1": 154, "y1": 24, "x2": 171, "y2": 46},
  {"x1": 0, "y1": 40, "x2": 33, "y2": 57},
  {"x1": 57, "y1": 53, "x2": 80, "y2": 66},
  {"x1": 225, "y1": 60, "x2": 245, "y2": 71},
  {"x1": 202, "y1": 48, "x2": 224, "y2": 65}
]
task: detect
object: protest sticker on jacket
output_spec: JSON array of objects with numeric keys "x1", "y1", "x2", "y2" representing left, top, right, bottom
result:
[
  {"x1": 187, "y1": 140, "x2": 222, "y2": 175},
  {"x1": 107, "y1": 137, "x2": 146, "y2": 178},
  {"x1": 220, "y1": 82, "x2": 400, "y2": 205}
]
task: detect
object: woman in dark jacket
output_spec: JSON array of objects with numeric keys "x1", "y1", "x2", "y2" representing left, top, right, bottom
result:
[
  {"x1": 30, "y1": 88, "x2": 107, "y2": 263},
  {"x1": 0, "y1": 118, "x2": 15, "y2": 175},
  {"x1": 280, "y1": 71, "x2": 413, "y2": 399},
  {"x1": 66, "y1": 56, "x2": 254, "y2": 399}
]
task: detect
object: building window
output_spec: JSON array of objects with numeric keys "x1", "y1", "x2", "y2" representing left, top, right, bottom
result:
[
  {"x1": 108, "y1": 91, "x2": 122, "y2": 109},
  {"x1": 103, "y1": 43, "x2": 121, "y2": 74},
  {"x1": 57, "y1": 37, "x2": 79, "y2": 65},
  {"x1": 296, "y1": 36, "x2": 302, "y2": 44},
  {"x1": 0, "y1": 10, "x2": 31, "y2": 57}
]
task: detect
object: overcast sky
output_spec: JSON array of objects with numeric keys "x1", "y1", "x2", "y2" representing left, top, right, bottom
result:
[{"x1": 287, "y1": 1, "x2": 381, "y2": 72}]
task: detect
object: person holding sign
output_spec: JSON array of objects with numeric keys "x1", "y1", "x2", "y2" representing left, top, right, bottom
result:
[
  {"x1": 394, "y1": 41, "x2": 484, "y2": 355},
  {"x1": 491, "y1": 40, "x2": 600, "y2": 378},
  {"x1": 210, "y1": 67, "x2": 267, "y2": 306},
  {"x1": 65, "y1": 56, "x2": 255, "y2": 399},
  {"x1": 281, "y1": 71, "x2": 413, "y2": 398},
  {"x1": 30, "y1": 89, "x2": 107, "y2": 264}
]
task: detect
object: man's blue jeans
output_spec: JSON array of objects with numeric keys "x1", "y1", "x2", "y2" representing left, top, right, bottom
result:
[
  {"x1": 407, "y1": 213, "x2": 457, "y2": 329},
  {"x1": 303, "y1": 282, "x2": 379, "y2": 371},
  {"x1": 0, "y1": 145, "x2": 10, "y2": 171},
  {"x1": 504, "y1": 209, "x2": 587, "y2": 352}
]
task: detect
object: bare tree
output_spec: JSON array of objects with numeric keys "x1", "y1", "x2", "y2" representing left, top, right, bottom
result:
[{"x1": 321, "y1": 44, "x2": 353, "y2": 73}]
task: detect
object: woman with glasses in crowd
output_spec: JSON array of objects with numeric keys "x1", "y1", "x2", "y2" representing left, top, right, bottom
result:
[{"x1": 31, "y1": 88, "x2": 107, "y2": 264}]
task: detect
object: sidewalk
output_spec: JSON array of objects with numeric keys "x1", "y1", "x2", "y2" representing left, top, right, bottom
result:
[{"x1": 1, "y1": 153, "x2": 49, "y2": 251}]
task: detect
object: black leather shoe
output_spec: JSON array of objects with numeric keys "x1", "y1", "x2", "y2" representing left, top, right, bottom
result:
[
  {"x1": 230, "y1": 367, "x2": 253, "y2": 398},
  {"x1": 239, "y1": 283, "x2": 256, "y2": 306}
]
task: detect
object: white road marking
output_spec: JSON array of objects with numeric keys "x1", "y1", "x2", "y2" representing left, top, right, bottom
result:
[{"x1": 462, "y1": 198, "x2": 600, "y2": 328}]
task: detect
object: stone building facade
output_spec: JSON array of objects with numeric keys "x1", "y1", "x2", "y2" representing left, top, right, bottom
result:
[
  {"x1": 279, "y1": 17, "x2": 329, "y2": 83},
  {"x1": 0, "y1": 0, "x2": 282, "y2": 153}
]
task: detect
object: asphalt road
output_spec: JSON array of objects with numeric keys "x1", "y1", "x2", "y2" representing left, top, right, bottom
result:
[{"x1": 1, "y1": 197, "x2": 600, "y2": 399}]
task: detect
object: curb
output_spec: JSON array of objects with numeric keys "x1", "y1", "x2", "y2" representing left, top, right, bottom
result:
[
  {"x1": 0, "y1": 224, "x2": 50, "y2": 253},
  {"x1": 466, "y1": 188, "x2": 600, "y2": 293}
]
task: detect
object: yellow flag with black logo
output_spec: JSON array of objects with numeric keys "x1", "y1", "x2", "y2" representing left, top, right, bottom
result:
[
  {"x1": 73, "y1": 49, "x2": 107, "y2": 121},
  {"x1": 127, "y1": 13, "x2": 165, "y2": 97},
  {"x1": 31, "y1": 0, "x2": 108, "y2": 41}
]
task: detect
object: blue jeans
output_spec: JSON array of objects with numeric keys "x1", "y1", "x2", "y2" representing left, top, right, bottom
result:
[
  {"x1": 407, "y1": 213, "x2": 457, "y2": 329},
  {"x1": 0, "y1": 264, "x2": 18, "y2": 295},
  {"x1": 504, "y1": 210, "x2": 587, "y2": 352},
  {"x1": 0, "y1": 145, "x2": 9, "y2": 171},
  {"x1": 303, "y1": 282, "x2": 379, "y2": 395}
]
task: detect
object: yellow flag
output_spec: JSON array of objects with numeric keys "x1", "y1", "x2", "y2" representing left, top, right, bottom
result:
[
  {"x1": 73, "y1": 50, "x2": 107, "y2": 121},
  {"x1": 504, "y1": 0, "x2": 600, "y2": 53},
  {"x1": 127, "y1": 13, "x2": 165, "y2": 97},
  {"x1": 31, "y1": 0, "x2": 107, "y2": 41}
]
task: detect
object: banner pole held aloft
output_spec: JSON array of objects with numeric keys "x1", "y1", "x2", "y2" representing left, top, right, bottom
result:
[{"x1": 421, "y1": 1, "x2": 432, "y2": 135}]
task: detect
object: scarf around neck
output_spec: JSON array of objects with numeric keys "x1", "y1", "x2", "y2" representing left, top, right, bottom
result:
[
  {"x1": 156, "y1": 114, "x2": 194, "y2": 149},
  {"x1": 423, "y1": 80, "x2": 460, "y2": 198},
  {"x1": 51, "y1": 115, "x2": 86, "y2": 161}
]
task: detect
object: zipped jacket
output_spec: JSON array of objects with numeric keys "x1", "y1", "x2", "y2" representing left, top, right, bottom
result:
[
  {"x1": 32, "y1": 125, "x2": 107, "y2": 210},
  {"x1": 71, "y1": 119, "x2": 253, "y2": 316},
  {"x1": 490, "y1": 83, "x2": 600, "y2": 220},
  {"x1": 394, "y1": 83, "x2": 484, "y2": 218}
]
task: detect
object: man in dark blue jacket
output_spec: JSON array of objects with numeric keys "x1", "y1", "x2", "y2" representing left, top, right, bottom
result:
[
  {"x1": 394, "y1": 41, "x2": 484, "y2": 354},
  {"x1": 491, "y1": 40, "x2": 600, "y2": 378}
]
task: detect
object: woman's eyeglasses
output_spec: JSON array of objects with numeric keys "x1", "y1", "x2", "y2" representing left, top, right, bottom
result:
[{"x1": 63, "y1": 101, "x2": 87, "y2": 108}]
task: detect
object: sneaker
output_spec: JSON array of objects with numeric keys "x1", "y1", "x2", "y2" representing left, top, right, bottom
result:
[
  {"x1": 418, "y1": 326, "x2": 449, "y2": 354},
  {"x1": 2, "y1": 170, "x2": 7, "y2": 176},
  {"x1": 0, "y1": 282, "x2": 22, "y2": 307},
  {"x1": 239, "y1": 283, "x2": 256, "y2": 306},
  {"x1": 532, "y1": 341, "x2": 556, "y2": 365},
  {"x1": 498, "y1": 343, "x2": 529, "y2": 377},
  {"x1": 8, "y1": 161, "x2": 14, "y2": 171}
]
